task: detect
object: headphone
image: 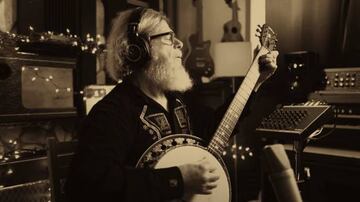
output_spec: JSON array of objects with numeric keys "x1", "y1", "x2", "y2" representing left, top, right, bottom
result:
[{"x1": 126, "y1": 7, "x2": 151, "y2": 67}]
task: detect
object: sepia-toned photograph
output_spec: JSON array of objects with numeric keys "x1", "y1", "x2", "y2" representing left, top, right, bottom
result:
[{"x1": 0, "y1": 0, "x2": 359, "y2": 201}]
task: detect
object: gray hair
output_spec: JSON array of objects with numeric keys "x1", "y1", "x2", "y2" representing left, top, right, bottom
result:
[{"x1": 106, "y1": 8, "x2": 168, "y2": 81}]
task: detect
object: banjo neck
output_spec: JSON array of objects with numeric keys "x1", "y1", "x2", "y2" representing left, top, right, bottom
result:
[{"x1": 208, "y1": 47, "x2": 269, "y2": 157}]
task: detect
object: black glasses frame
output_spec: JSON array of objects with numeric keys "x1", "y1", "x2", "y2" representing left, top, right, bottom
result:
[{"x1": 149, "y1": 31, "x2": 175, "y2": 46}]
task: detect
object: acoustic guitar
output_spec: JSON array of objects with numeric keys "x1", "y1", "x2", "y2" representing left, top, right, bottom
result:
[
  {"x1": 222, "y1": 0, "x2": 244, "y2": 42},
  {"x1": 184, "y1": 0, "x2": 214, "y2": 81},
  {"x1": 137, "y1": 24, "x2": 277, "y2": 202}
]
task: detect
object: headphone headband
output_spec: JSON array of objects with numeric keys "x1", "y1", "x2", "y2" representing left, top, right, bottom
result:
[
  {"x1": 128, "y1": 7, "x2": 146, "y2": 37},
  {"x1": 125, "y1": 7, "x2": 151, "y2": 66}
]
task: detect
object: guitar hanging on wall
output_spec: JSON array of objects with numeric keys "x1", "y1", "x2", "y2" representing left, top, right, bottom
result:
[
  {"x1": 137, "y1": 24, "x2": 277, "y2": 202},
  {"x1": 184, "y1": 0, "x2": 214, "y2": 82},
  {"x1": 222, "y1": 0, "x2": 244, "y2": 42}
]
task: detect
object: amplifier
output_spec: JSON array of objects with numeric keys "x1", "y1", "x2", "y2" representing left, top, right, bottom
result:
[
  {"x1": 0, "y1": 54, "x2": 77, "y2": 122},
  {"x1": 83, "y1": 85, "x2": 115, "y2": 114},
  {"x1": 309, "y1": 67, "x2": 360, "y2": 104},
  {"x1": 0, "y1": 155, "x2": 50, "y2": 202},
  {"x1": 0, "y1": 180, "x2": 50, "y2": 202},
  {"x1": 322, "y1": 67, "x2": 360, "y2": 91}
]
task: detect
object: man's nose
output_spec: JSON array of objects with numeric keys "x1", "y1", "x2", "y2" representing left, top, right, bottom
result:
[{"x1": 174, "y1": 37, "x2": 183, "y2": 49}]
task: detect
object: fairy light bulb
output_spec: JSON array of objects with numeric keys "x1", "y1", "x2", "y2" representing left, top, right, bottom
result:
[
  {"x1": 66, "y1": 88, "x2": 71, "y2": 92},
  {"x1": 55, "y1": 89, "x2": 60, "y2": 93},
  {"x1": 32, "y1": 77, "x2": 36, "y2": 81},
  {"x1": 222, "y1": 151, "x2": 227, "y2": 156},
  {"x1": 6, "y1": 168, "x2": 13, "y2": 175}
]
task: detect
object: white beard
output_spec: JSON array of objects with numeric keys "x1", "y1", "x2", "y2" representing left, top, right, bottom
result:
[{"x1": 144, "y1": 56, "x2": 193, "y2": 92}]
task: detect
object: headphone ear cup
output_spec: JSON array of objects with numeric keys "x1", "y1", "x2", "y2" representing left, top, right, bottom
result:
[
  {"x1": 126, "y1": 38, "x2": 142, "y2": 63},
  {"x1": 138, "y1": 34, "x2": 151, "y2": 62},
  {"x1": 126, "y1": 34, "x2": 150, "y2": 65}
]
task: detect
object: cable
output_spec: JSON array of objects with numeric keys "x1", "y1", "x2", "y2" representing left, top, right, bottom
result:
[{"x1": 306, "y1": 107, "x2": 338, "y2": 142}]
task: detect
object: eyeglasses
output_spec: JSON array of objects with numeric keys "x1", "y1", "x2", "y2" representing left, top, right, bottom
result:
[{"x1": 149, "y1": 31, "x2": 176, "y2": 46}]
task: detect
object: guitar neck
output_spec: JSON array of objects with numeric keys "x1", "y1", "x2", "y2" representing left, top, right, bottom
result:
[
  {"x1": 231, "y1": 1, "x2": 239, "y2": 21},
  {"x1": 208, "y1": 47, "x2": 269, "y2": 156},
  {"x1": 196, "y1": 0, "x2": 203, "y2": 42}
]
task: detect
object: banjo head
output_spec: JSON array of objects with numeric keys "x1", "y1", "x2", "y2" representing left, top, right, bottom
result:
[{"x1": 136, "y1": 134, "x2": 231, "y2": 202}]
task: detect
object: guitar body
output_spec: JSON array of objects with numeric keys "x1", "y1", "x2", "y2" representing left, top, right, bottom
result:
[
  {"x1": 221, "y1": 0, "x2": 244, "y2": 42},
  {"x1": 136, "y1": 134, "x2": 231, "y2": 202},
  {"x1": 222, "y1": 20, "x2": 244, "y2": 42},
  {"x1": 185, "y1": 33, "x2": 215, "y2": 78}
]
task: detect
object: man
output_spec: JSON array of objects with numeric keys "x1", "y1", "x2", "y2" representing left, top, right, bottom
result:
[{"x1": 66, "y1": 7, "x2": 278, "y2": 202}]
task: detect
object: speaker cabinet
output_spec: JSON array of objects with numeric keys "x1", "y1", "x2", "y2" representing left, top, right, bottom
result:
[
  {"x1": 0, "y1": 54, "x2": 77, "y2": 122},
  {"x1": 284, "y1": 51, "x2": 321, "y2": 102}
]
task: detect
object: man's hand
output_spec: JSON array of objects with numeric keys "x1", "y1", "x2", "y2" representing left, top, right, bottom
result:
[
  {"x1": 254, "y1": 49, "x2": 279, "y2": 91},
  {"x1": 178, "y1": 157, "x2": 220, "y2": 196}
]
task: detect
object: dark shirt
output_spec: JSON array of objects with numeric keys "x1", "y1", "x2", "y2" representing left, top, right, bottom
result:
[{"x1": 65, "y1": 79, "x2": 218, "y2": 202}]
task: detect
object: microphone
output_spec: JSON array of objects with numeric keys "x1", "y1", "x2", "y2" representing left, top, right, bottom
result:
[{"x1": 262, "y1": 144, "x2": 302, "y2": 202}]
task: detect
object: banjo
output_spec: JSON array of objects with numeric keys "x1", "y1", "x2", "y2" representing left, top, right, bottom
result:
[{"x1": 136, "y1": 24, "x2": 277, "y2": 202}]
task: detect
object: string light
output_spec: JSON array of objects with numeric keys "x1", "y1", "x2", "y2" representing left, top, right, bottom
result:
[
  {"x1": 22, "y1": 66, "x2": 72, "y2": 94},
  {"x1": 6, "y1": 168, "x2": 14, "y2": 175},
  {"x1": 0, "y1": 26, "x2": 105, "y2": 54},
  {"x1": 220, "y1": 144, "x2": 254, "y2": 160}
]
